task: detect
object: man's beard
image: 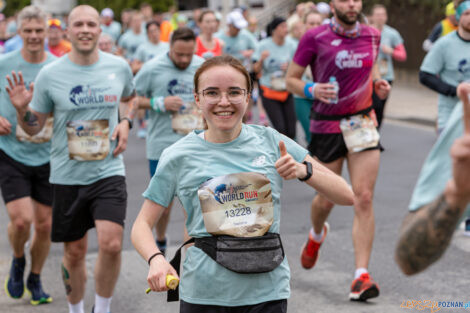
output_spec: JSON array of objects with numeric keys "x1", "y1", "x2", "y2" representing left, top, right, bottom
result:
[{"x1": 335, "y1": 8, "x2": 360, "y2": 25}]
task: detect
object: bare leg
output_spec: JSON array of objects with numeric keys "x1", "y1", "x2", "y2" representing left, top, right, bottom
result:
[
  {"x1": 6, "y1": 197, "x2": 33, "y2": 258},
  {"x1": 310, "y1": 157, "x2": 345, "y2": 233},
  {"x1": 30, "y1": 200, "x2": 52, "y2": 274},
  {"x1": 63, "y1": 235, "x2": 88, "y2": 304},
  {"x1": 94, "y1": 220, "x2": 123, "y2": 297},
  {"x1": 347, "y1": 149, "x2": 380, "y2": 269}
]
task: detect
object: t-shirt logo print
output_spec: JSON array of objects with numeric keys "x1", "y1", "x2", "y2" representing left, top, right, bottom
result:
[
  {"x1": 252, "y1": 155, "x2": 266, "y2": 167},
  {"x1": 69, "y1": 85, "x2": 117, "y2": 106},
  {"x1": 335, "y1": 50, "x2": 370, "y2": 70},
  {"x1": 458, "y1": 59, "x2": 470, "y2": 76}
]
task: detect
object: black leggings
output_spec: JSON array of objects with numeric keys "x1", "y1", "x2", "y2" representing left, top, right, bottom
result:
[
  {"x1": 260, "y1": 88, "x2": 296, "y2": 140},
  {"x1": 180, "y1": 299, "x2": 287, "y2": 313}
]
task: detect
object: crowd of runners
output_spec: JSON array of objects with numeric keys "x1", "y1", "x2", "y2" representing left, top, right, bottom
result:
[{"x1": 0, "y1": 0, "x2": 469, "y2": 312}]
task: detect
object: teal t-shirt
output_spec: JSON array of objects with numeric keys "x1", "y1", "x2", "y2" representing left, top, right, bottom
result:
[
  {"x1": 420, "y1": 31, "x2": 470, "y2": 130},
  {"x1": 253, "y1": 37, "x2": 297, "y2": 89},
  {"x1": 409, "y1": 102, "x2": 470, "y2": 215},
  {"x1": 143, "y1": 124, "x2": 308, "y2": 306},
  {"x1": 134, "y1": 41, "x2": 169, "y2": 63},
  {"x1": 118, "y1": 30, "x2": 147, "y2": 60},
  {"x1": 134, "y1": 53, "x2": 204, "y2": 160},
  {"x1": 216, "y1": 29, "x2": 258, "y2": 62},
  {"x1": 101, "y1": 21, "x2": 122, "y2": 42},
  {"x1": 378, "y1": 25, "x2": 404, "y2": 82},
  {"x1": 0, "y1": 50, "x2": 56, "y2": 166},
  {"x1": 30, "y1": 51, "x2": 135, "y2": 185}
]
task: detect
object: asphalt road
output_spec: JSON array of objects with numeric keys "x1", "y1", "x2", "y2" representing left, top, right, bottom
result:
[{"x1": 1, "y1": 120, "x2": 469, "y2": 313}]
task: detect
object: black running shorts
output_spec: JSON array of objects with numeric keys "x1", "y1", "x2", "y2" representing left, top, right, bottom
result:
[
  {"x1": 0, "y1": 149, "x2": 52, "y2": 206},
  {"x1": 51, "y1": 175, "x2": 127, "y2": 242},
  {"x1": 180, "y1": 299, "x2": 287, "y2": 313},
  {"x1": 308, "y1": 133, "x2": 383, "y2": 164}
]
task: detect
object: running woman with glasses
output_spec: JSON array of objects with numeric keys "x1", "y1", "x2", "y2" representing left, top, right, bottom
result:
[{"x1": 131, "y1": 55, "x2": 354, "y2": 313}]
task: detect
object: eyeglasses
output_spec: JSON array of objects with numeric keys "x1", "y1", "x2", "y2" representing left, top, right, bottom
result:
[{"x1": 199, "y1": 88, "x2": 247, "y2": 104}]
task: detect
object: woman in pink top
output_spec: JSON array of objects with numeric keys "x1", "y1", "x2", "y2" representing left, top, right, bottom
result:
[{"x1": 195, "y1": 10, "x2": 224, "y2": 59}]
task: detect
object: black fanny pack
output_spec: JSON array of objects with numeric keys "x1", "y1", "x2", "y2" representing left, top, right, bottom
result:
[
  {"x1": 167, "y1": 232, "x2": 285, "y2": 302},
  {"x1": 195, "y1": 232, "x2": 285, "y2": 274},
  {"x1": 311, "y1": 105, "x2": 373, "y2": 121}
]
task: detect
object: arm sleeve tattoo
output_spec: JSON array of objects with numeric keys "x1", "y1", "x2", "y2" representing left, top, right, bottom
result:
[{"x1": 395, "y1": 194, "x2": 463, "y2": 275}]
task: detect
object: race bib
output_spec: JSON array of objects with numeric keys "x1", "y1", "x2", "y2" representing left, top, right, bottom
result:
[
  {"x1": 270, "y1": 70, "x2": 286, "y2": 91},
  {"x1": 171, "y1": 102, "x2": 204, "y2": 135},
  {"x1": 66, "y1": 119, "x2": 109, "y2": 161},
  {"x1": 340, "y1": 114, "x2": 380, "y2": 153},
  {"x1": 16, "y1": 116, "x2": 53, "y2": 144},
  {"x1": 378, "y1": 58, "x2": 389, "y2": 76},
  {"x1": 198, "y1": 172, "x2": 274, "y2": 237}
]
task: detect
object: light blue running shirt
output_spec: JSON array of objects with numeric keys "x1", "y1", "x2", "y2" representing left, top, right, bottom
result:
[
  {"x1": 143, "y1": 124, "x2": 308, "y2": 306},
  {"x1": 30, "y1": 51, "x2": 135, "y2": 185},
  {"x1": 134, "y1": 53, "x2": 204, "y2": 160},
  {"x1": 409, "y1": 101, "x2": 470, "y2": 215},
  {"x1": 118, "y1": 30, "x2": 147, "y2": 60},
  {"x1": 134, "y1": 41, "x2": 169, "y2": 63},
  {"x1": 216, "y1": 29, "x2": 258, "y2": 62},
  {"x1": 377, "y1": 25, "x2": 404, "y2": 82},
  {"x1": 253, "y1": 37, "x2": 297, "y2": 90},
  {"x1": 0, "y1": 50, "x2": 56, "y2": 166},
  {"x1": 101, "y1": 21, "x2": 122, "y2": 42},
  {"x1": 420, "y1": 31, "x2": 470, "y2": 130}
]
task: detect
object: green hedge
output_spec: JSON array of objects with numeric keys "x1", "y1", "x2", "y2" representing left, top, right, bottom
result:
[{"x1": 3, "y1": 0, "x2": 174, "y2": 18}]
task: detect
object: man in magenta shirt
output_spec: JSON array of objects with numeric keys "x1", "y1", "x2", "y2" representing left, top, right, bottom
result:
[{"x1": 286, "y1": 0, "x2": 390, "y2": 302}]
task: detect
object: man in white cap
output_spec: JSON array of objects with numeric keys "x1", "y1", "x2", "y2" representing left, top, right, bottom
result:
[
  {"x1": 100, "y1": 8, "x2": 121, "y2": 43},
  {"x1": 216, "y1": 10, "x2": 257, "y2": 64}
]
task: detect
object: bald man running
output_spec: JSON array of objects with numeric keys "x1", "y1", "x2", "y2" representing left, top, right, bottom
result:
[{"x1": 7, "y1": 5, "x2": 136, "y2": 313}]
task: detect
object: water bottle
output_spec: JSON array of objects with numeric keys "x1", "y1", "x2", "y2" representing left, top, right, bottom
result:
[{"x1": 329, "y1": 76, "x2": 339, "y2": 104}]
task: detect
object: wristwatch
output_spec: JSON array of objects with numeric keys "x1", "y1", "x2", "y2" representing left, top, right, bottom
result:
[
  {"x1": 121, "y1": 117, "x2": 133, "y2": 129},
  {"x1": 298, "y1": 161, "x2": 312, "y2": 182}
]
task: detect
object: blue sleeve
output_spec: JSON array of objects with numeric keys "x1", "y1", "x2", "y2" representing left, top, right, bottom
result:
[
  {"x1": 134, "y1": 63, "x2": 151, "y2": 97},
  {"x1": 392, "y1": 29, "x2": 404, "y2": 47},
  {"x1": 142, "y1": 148, "x2": 178, "y2": 207},
  {"x1": 121, "y1": 62, "x2": 135, "y2": 98},
  {"x1": 30, "y1": 68, "x2": 53, "y2": 114},
  {"x1": 420, "y1": 37, "x2": 445, "y2": 75},
  {"x1": 408, "y1": 103, "x2": 463, "y2": 211}
]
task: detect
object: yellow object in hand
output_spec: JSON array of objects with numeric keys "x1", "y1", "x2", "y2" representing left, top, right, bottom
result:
[{"x1": 145, "y1": 274, "x2": 179, "y2": 294}]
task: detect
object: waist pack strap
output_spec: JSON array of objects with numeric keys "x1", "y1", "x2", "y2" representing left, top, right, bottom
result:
[
  {"x1": 167, "y1": 237, "x2": 195, "y2": 302},
  {"x1": 311, "y1": 105, "x2": 373, "y2": 121}
]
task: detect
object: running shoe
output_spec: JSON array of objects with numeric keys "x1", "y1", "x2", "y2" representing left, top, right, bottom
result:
[
  {"x1": 349, "y1": 273, "x2": 380, "y2": 301},
  {"x1": 300, "y1": 222, "x2": 329, "y2": 269},
  {"x1": 4, "y1": 256, "x2": 25, "y2": 299},
  {"x1": 156, "y1": 237, "x2": 168, "y2": 257},
  {"x1": 26, "y1": 273, "x2": 52, "y2": 305}
]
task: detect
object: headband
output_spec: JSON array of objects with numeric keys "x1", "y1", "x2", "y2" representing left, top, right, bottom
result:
[{"x1": 457, "y1": 0, "x2": 470, "y2": 21}]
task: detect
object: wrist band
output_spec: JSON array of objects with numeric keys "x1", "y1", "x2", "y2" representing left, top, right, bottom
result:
[
  {"x1": 303, "y1": 82, "x2": 315, "y2": 99},
  {"x1": 150, "y1": 97, "x2": 166, "y2": 113},
  {"x1": 148, "y1": 252, "x2": 164, "y2": 265}
]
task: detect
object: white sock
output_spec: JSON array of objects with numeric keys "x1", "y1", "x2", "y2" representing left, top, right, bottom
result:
[
  {"x1": 310, "y1": 227, "x2": 324, "y2": 242},
  {"x1": 94, "y1": 294, "x2": 112, "y2": 313},
  {"x1": 68, "y1": 300, "x2": 84, "y2": 313},
  {"x1": 354, "y1": 268, "x2": 368, "y2": 279}
]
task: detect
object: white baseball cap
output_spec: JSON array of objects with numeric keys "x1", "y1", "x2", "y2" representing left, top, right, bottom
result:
[
  {"x1": 316, "y1": 2, "x2": 331, "y2": 15},
  {"x1": 101, "y1": 8, "x2": 114, "y2": 18},
  {"x1": 226, "y1": 10, "x2": 248, "y2": 29}
]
